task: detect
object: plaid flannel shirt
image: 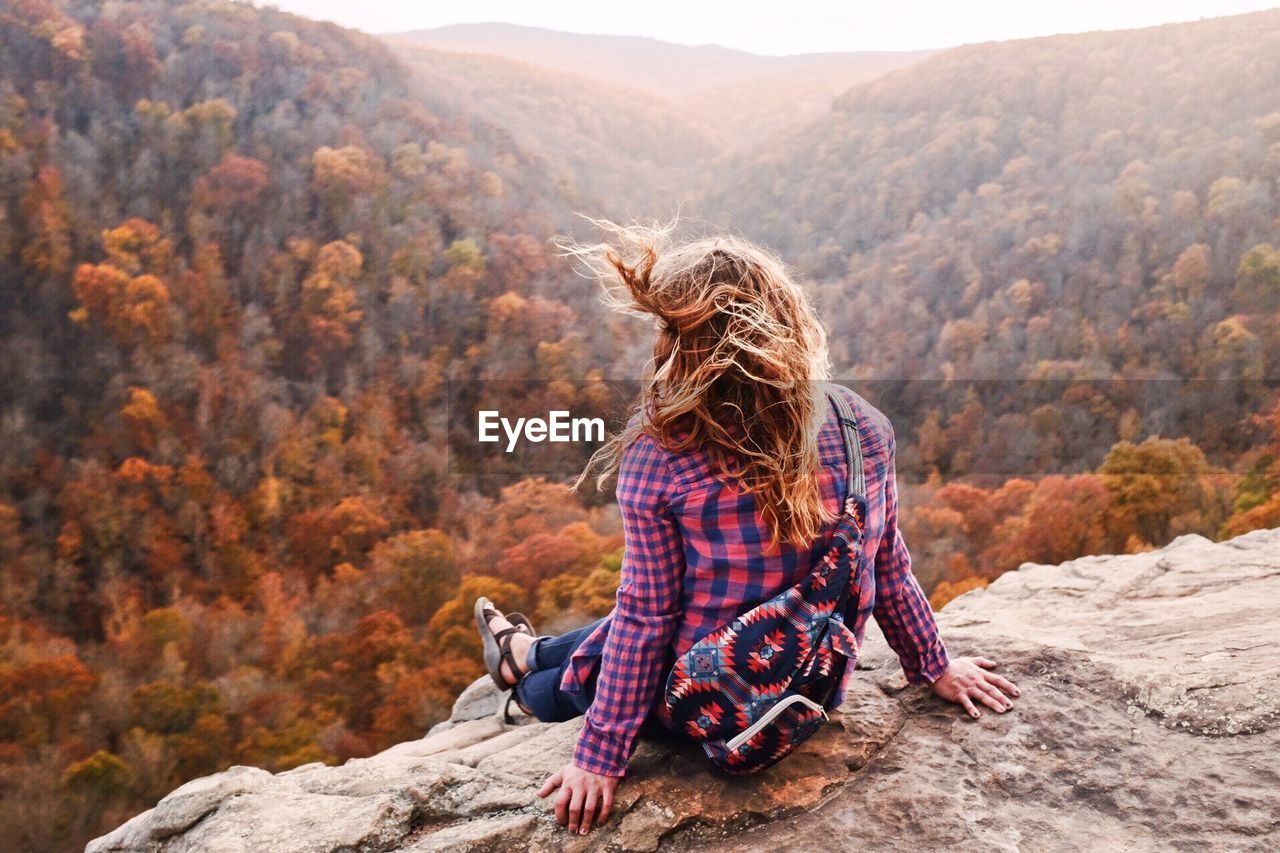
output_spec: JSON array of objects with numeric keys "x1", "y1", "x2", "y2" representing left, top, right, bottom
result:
[{"x1": 561, "y1": 384, "x2": 949, "y2": 777}]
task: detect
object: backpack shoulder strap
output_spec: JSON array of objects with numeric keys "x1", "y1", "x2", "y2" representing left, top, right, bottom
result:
[{"x1": 825, "y1": 383, "x2": 866, "y2": 514}]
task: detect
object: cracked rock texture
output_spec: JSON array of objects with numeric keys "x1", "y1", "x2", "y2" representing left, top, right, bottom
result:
[{"x1": 88, "y1": 529, "x2": 1280, "y2": 852}]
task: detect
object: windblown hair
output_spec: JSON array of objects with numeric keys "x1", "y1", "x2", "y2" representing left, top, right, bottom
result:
[{"x1": 558, "y1": 216, "x2": 836, "y2": 553}]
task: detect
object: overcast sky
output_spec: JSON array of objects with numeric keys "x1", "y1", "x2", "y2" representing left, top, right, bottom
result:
[{"x1": 256, "y1": 1, "x2": 1280, "y2": 55}]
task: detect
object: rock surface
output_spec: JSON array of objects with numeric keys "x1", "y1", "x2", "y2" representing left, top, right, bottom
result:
[{"x1": 89, "y1": 529, "x2": 1280, "y2": 852}]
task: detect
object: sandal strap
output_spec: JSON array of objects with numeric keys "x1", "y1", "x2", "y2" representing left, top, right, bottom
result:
[
  {"x1": 497, "y1": 642, "x2": 522, "y2": 681},
  {"x1": 482, "y1": 606, "x2": 529, "y2": 640},
  {"x1": 481, "y1": 603, "x2": 523, "y2": 644},
  {"x1": 479, "y1": 601, "x2": 528, "y2": 689},
  {"x1": 503, "y1": 690, "x2": 533, "y2": 724},
  {"x1": 489, "y1": 622, "x2": 525, "y2": 689},
  {"x1": 491, "y1": 625, "x2": 522, "y2": 642}
]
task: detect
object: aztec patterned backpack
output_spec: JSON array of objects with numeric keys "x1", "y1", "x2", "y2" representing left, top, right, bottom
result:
[{"x1": 662, "y1": 385, "x2": 867, "y2": 775}]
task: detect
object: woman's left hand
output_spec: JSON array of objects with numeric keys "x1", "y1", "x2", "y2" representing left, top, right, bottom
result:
[
  {"x1": 538, "y1": 762, "x2": 621, "y2": 835},
  {"x1": 931, "y1": 656, "x2": 1020, "y2": 717}
]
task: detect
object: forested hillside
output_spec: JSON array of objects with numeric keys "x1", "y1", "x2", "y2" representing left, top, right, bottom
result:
[
  {"x1": 706, "y1": 12, "x2": 1280, "y2": 454},
  {"x1": 0, "y1": 2, "x2": 629, "y2": 848},
  {"x1": 695, "y1": 11, "x2": 1280, "y2": 612},
  {"x1": 386, "y1": 41, "x2": 721, "y2": 221},
  {"x1": 2, "y1": 3, "x2": 1280, "y2": 851}
]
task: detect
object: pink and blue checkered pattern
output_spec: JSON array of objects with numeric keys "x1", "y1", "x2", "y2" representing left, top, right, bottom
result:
[{"x1": 562, "y1": 383, "x2": 950, "y2": 777}]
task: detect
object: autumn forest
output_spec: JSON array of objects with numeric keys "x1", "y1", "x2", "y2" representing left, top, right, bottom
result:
[{"x1": 2, "y1": 3, "x2": 1280, "y2": 849}]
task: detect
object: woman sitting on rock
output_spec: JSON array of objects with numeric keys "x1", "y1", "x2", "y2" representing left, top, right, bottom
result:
[{"x1": 474, "y1": 219, "x2": 1019, "y2": 836}]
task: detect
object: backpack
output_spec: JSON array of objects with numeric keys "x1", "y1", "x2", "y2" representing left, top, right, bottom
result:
[{"x1": 662, "y1": 384, "x2": 867, "y2": 775}]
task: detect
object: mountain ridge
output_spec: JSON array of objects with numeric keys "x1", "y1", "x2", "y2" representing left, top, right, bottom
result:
[
  {"x1": 387, "y1": 21, "x2": 934, "y2": 92},
  {"x1": 386, "y1": 22, "x2": 934, "y2": 157}
]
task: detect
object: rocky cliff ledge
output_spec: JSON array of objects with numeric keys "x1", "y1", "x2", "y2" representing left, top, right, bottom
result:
[{"x1": 89, "y1": 529, "x2": 1280, "y2": 852}]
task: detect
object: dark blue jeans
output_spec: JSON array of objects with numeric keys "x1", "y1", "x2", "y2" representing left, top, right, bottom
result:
[
  {"x1": 515, "y1": 617, "x2": 607, "y2": 722},
  {"x1": 515, "y1": 618, "x2": 684, "y2": 753}
]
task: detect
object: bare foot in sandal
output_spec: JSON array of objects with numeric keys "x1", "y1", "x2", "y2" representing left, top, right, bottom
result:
[{"x1": 488, "y1": 612, "x2": 532, "y2": 684}]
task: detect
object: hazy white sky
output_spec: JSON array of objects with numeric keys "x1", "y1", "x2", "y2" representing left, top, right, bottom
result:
[{"x1": 256, "y1": 0, "x2": 1280, "y2": 54}]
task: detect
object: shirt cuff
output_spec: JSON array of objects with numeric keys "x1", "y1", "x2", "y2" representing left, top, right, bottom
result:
[
  {"x1": 907, "y1": 636, "x2": 950, "y2": 685},
  {"x1": 570, "y1": 718, "x2": 630, "y2": 778}
]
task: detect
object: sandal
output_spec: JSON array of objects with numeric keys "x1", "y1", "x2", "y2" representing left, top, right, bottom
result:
[
  {"x1": 475, "y1": 597, "x2": 540, "y2": 722},
  {"x1": 507, "y1": 612, "x2": 536, "y2": 638},
  {"x1": 475, "y1": 597, "x2": 531, "y2": 691},
  {"x1": 505, "y1": 612, "x2": 540, "y2": 721}
]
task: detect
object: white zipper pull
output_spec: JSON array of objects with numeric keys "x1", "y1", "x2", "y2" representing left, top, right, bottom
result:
[{"x1": 723, "y1": 694, "x2": 828, "y2": 752}]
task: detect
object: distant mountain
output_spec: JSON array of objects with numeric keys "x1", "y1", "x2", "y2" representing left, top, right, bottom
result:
[
  {"x1": 386, "y1": 23, "x2": 932, "y2": 152},
  {"x1": 671, "y1": 50, "x2": 933, "y2": 151},
  {"x1": 391, "y1": 22, "x2": 898, "y2": 97},
  {"x1": 388, "y1": 42, "x2": 721, "y2": 220}
]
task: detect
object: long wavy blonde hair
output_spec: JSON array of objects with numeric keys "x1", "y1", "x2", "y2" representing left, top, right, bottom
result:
[{"x1": 559, "y1": 216, "x2": 836, "y2": 553}]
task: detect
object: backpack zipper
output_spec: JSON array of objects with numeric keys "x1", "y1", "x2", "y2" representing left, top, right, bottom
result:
[{"x1": 723, "y1": 693, "x2": 828, "y2": 751}]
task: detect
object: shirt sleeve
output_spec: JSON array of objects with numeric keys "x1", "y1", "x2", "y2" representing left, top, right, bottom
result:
[
  {"x1": 871, "y1": 426, "x2": 950, "y2": 685},
  {"x1": 571, "y1": 434, "x2": 685, "y2": 777}
]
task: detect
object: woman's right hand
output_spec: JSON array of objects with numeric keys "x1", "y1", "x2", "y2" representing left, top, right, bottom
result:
[
  {"x1": 538, "y1": 761, "x2": 621, "y2": 835},
  {"x1": 930, "y1": 656, "x2": 1020, "y2": 717}
]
